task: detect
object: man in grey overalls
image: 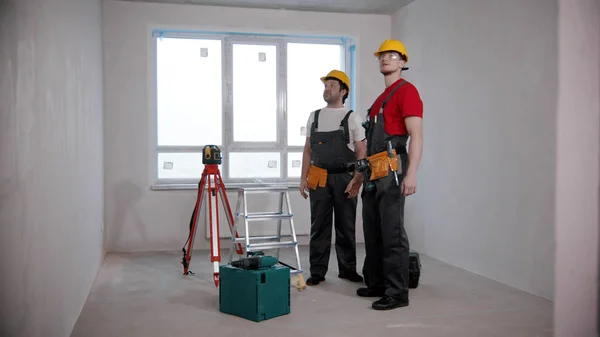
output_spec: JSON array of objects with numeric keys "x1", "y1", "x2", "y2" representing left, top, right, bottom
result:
[
  {"x1": 356, "y1": 40, "x2": 424, "y2": 310},
  {"x1": 299, "y1": 70, "x2": 367, "y2": 286}
]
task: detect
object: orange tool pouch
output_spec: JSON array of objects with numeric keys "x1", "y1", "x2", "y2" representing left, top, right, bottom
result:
[
  {"x1": 307, "y1": 165, "x2": 328, "y2": 190},
  {"x1": 367, "y1": 149, "x2": 400, "y2": 181}
]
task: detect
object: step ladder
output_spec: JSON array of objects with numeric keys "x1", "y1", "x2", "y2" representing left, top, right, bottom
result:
[{"x1": 228, "y1": 186, "x2": 303, "y2": 278}]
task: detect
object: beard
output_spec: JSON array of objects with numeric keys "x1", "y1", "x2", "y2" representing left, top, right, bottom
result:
[{"x1": 323, "y1": 93, "x2": 339, "y2": 103}]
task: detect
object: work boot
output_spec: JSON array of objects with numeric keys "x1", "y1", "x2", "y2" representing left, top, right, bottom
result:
[
  {"x1": 372, "y1": 295, "x2": 409, "y2": 310},
  {"x1": 306, "y1": 275, "x2": 325, "y2": 286},
  {"x1": 356, "y1": 287, "x2": 385, "y2": 297},
  {"x1": 338, "y1": 271, "x2": 364, "y2": 283}
]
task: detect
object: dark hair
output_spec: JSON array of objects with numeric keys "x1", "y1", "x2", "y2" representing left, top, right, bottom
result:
[{"x1": 325, "y1": 76, "x2": 349, "y2": 104}]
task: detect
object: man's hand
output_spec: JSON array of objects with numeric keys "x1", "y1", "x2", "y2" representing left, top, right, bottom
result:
[
  {"x1": 344, "y1": 174, "x2": 362, "y2": 198},
  {"x1": 299, "y1": 179, "x2": 309, "y2": 199},
  {"x1": 401, "y1": 172, "x2": 417, "y2": 196}
]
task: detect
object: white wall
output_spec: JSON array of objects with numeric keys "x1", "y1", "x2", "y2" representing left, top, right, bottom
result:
[
  {"x1": 391, "y1": 0, "x2": 558, "y2": 300},
  {"x1": 102, "y1": 0, "x2": 391, "y2": 252},
  {"x1": 0, "y1": 0, "x2": 105, "y2": 336},
  {"x1": 554, "y1": 0, "x2": 599, "y2": 335}
]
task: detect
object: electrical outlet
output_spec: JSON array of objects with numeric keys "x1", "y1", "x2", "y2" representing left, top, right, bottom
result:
[{"x1": 268, "y1": 160, "x2": 277, "y2": 168}]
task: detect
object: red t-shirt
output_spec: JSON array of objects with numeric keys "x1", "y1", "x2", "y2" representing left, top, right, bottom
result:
[{"x1": 368, "y1": 78, "x2": 423, "y2": 135}]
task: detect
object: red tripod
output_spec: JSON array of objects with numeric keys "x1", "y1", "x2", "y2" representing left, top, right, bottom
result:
[{"x1": 181, "y1": 146, "x2": 244, "y2": 287}]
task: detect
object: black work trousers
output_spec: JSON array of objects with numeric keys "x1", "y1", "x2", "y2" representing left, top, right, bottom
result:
[
  {"x1": 361, "y1": 168, "x2": 410, "y2": 299},
  {"x1": 308, "y1": 172, "x2": 358, "y2": 278}
]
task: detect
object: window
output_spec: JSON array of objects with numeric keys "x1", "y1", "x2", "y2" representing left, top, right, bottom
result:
[
  {"x1": 151, "y1": 30, "x2": 354, "y2": 188},
  {"x1": 232, "y1": 43, "x2": 278, "y2": 143}
]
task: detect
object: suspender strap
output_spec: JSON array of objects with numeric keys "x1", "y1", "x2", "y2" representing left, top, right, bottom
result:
[
  {"x1": 339, "y1": 110, "x2": 353, "y2": 144},
  {"x1": 381, "y1": 80, "x2": 406, "y2": 110},
  {"x1": 366, "y1": 79, "x2": 407, "y2": 119},
  {"x1": 310, "y1": 109, "x2": 321, "y2": 135}
]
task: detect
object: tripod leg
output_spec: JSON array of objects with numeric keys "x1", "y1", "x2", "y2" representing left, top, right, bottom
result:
[
  {"x1": 207, "y1": 173, "x2": 221, "y2": 287},
  {"x1": 215, "y1": 171, "x2": 244, "y2": 255},
  {"x1": 182, "y1": 172, "x2": 206, "y2": 275}
]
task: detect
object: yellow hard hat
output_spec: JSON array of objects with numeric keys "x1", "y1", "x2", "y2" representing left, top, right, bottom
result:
[
  {"x1": 320, "y1": 70, "x2": 351, "y2": 92},
  {"x1": 374, "y1": 39, "x2": 409, "y2": 62}
]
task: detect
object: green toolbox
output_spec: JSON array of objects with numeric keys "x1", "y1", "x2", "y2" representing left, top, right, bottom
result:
[{"x1": 219, "y1": 262, "x2": 290, "y2": 322}]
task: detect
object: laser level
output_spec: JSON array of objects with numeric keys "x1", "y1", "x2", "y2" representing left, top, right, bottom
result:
[{"x1": 203, "y1": 145, "x2": 222, "y2": 165}]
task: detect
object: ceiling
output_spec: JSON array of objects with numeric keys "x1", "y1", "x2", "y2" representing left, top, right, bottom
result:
[{"x1": 119, "y1": 0, "x2": 415, "y2": 15}]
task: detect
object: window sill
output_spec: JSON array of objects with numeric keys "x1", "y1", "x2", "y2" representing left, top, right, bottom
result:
[{"x1": 151, "y1": 181, "x2": 301, "y2": 191}]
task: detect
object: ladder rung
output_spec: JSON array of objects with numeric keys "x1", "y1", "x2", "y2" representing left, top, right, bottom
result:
[
  {"x1": 239, "y1": 186, "x2": 289, "y2": 193},
  {"x1": 247, "y1": 241, "x2": 297, "y2": 251},
  {"x1": 233, "y1": 235, "x2": 283, "y2": 242},
  {"x1": 244, "y1": 213, "x2": 293, "y2": 221},
  {"x1": 243, "y1": 211, "x2": 288, "y2": 217}
]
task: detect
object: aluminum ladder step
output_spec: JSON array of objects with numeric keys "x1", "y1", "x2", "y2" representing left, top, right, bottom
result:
[
  {"x1": 243, "y1": 212, "x2": 293, "y2": 221},
  {"x1": 246, "y1": 241, "x2": 298, "y2": 251},
  {"x1": 237, "y1": 186, "x2": 289, "y2": 194},
  {"x1": 232, "y1": 235, "x2": 292, "y2": 243}
]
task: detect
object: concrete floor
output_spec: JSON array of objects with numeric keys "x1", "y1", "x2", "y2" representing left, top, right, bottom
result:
[{"x1": 71, "y1": 245, "x2": 553, "y2": 337}]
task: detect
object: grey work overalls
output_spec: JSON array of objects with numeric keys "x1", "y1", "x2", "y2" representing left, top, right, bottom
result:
[
  {"x1": 308, "y1": 109, "x2": 360, "y2": 279},
  {"x1": 362, "y1": 79, "x2": 411, "y2": 299}
]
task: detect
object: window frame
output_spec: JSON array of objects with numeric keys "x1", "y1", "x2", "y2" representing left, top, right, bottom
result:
[{"x1": 148, "y1": 29, "x2": 355, "y2": 190}]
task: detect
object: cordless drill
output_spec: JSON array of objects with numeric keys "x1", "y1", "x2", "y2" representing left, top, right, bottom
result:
[
  {"x1": 230, "y1": 256, "x2": 278, "y2": 270},
  {"x1": 356, "y1": 158, "x2": 375, "y2": 192}
]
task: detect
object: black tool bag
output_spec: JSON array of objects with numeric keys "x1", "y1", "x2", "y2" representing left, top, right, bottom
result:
[{"x1": 408, "y1": 252, "x2": 421, "y2": 289}]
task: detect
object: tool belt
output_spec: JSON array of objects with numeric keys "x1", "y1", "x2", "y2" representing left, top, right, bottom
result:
[
  {"x1": 307, "y1": 164, "x2": 328, "y2": 190},
  {"x1": 367, "y1": 149, "x2": 400, "y2": 181}
]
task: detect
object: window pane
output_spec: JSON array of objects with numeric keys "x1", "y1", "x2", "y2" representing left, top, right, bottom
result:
[
  {"x1": 287, "y1": 43, "x2": 343, "y2": 146},
  {"x1": 157, "y1": 152, "x2": 204, "y2": 180},
  {"x1": 157, "y1": 38, "x2": 222, "y2": 146},
  {"x1": 229, "y1": 152, "x2": 280, "y2": 179},
  {"x1": 232, "y1": 44, "x2": 277, "y2": 142},
  {"x1": 287, "y1": 152, "x2": 303, "y2": 178}
]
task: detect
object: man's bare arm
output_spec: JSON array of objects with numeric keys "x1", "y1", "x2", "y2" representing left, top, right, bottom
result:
[
  {"x1": 405, "y1": 116, "x2": 423, "y2": 176},
  {"x1": 300, "y1": 137, "x2": 312, "y2": 181},
  {"x1": 354, "y1": 139, "x2": 367, "y2": 161},
  {"x1": 343, "y1": 138, "x2": 366, "y2": 198}
]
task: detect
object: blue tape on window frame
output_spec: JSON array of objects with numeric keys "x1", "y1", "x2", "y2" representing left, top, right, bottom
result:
[
  {"x1": 349, "y1": 44, "x2": 356, "y2": 111},
  {"x1": 341, "y1": 37, "x2": 348, "y2": 48}
]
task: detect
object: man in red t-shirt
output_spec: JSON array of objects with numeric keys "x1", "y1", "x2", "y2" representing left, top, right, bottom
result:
[{"x1": 355, "y1": 39, "x2": 424, "y2": 310}]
